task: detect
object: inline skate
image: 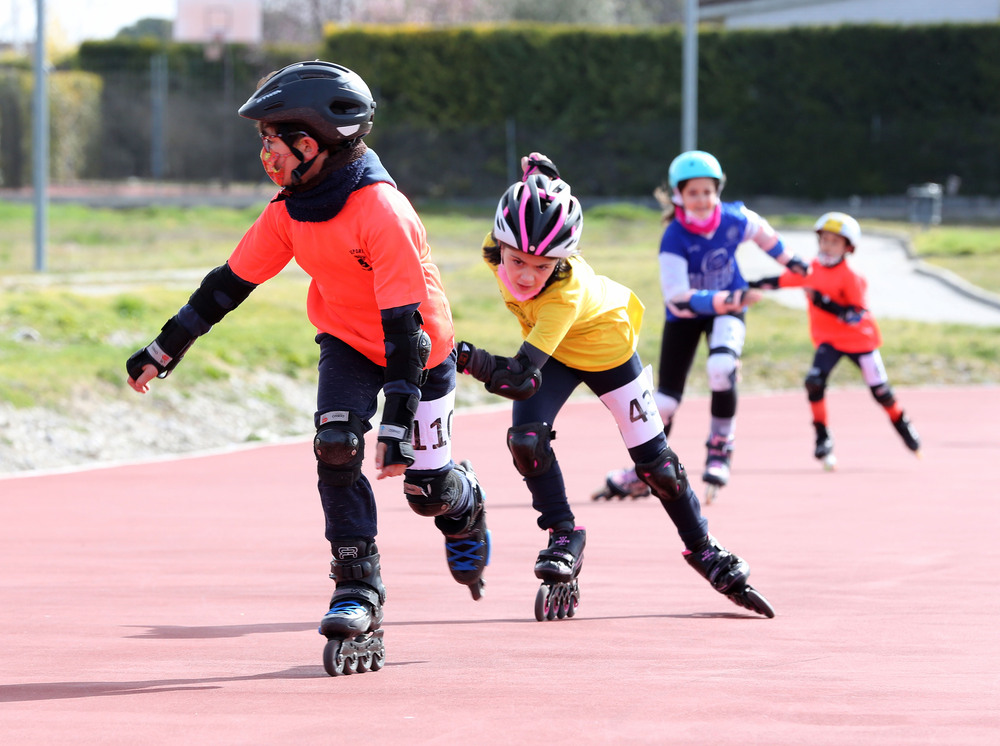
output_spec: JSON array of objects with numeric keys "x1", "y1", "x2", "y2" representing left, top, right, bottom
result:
[
  {"x1": 533, "y1": 526, "x2": 585, "y2": 621},
  {"x1": 435, "y1": 460, "x2": 491, "y2": 600},
  {"x1": 683, "y1": 534, "x2": 775, "y2": 618},
  {"x1": 591, "y1": 467, "x2": 651, "y2": 500},
  {"x1": 319, "y1": 539, "x2": 386, "y2": 676},
  {"x1": 702, "y1": 434, "x2": 734, "y2": 504},
  {"x1": 892, "y1": 414, "x2": 921, "y2": 457},
  {"x1": 813, "y1": 422, "x2": 837, "y2": 471}
]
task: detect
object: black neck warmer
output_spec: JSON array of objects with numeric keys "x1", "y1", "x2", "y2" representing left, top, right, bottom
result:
[{"x1": 277, "y1": 143, "x2": 397, "y2": 223}]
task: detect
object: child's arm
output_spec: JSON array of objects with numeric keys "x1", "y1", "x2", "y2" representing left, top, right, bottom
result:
[
  {"x1": 456, "y1": 340, "x2": 546, "y2": 400},
  {"x1": 807, "y1": 291, "x2": 867, "y2": 324},
  {"x1": 741, "y1": 206, "x2": 809, "y2": 276}
]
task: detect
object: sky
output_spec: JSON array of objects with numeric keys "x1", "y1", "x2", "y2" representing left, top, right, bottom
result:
[{"x1": 1, "y1": 0, "x2": 177, "y2": 45}]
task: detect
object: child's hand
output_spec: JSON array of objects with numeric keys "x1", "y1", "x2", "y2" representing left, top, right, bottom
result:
[
  {"x1": 712, "y1": 289, "x2": 760, "y2": 314},
  {"x1": 747, "y1": 277, "x2": 780, "y2": 290},
  {"x1": 840, "y1": 308, "x2": 865, "y2": 325},
  {"x1": 455, "y1": 341, "x2": 496, "y2": 382},
  {"x1": 785, "y1": 255, "x2": 810, "y2": 276}
]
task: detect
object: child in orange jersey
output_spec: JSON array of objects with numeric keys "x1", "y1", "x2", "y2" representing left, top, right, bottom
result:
[
  {"x1": 125, "y1": 61, "x2": 489, "y2": 676},
  {"x1": 749, "y1": 212, "x2": 921, "y2": 467}
]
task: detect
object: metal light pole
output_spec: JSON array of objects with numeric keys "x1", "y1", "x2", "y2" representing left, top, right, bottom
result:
[
  {"x1": 32, "y1": 0, "x2": 48, "y2": 272},
  {"x1": 681, "y1": 0, "x2": 698, "y2": 152}
]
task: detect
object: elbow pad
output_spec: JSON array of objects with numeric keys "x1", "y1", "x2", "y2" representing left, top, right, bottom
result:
[
  {"x1": 383, "y1": 310, "x2": 432, "y2": 387},
  {"x1": 187, "y1": 263, "x2": 257, "y2": 326}
]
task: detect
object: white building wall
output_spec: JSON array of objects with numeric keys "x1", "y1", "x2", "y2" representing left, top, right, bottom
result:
[{"x1": 709, "y1": 0, "x2": 1000, "y2": 29}]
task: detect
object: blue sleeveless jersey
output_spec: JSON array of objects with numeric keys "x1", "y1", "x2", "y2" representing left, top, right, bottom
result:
[{"x1": 659, "y1": 201, "x2": 754, "y2": 293}]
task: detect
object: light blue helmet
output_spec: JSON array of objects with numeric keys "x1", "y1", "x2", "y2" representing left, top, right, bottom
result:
[{"x1": 668, "y1": 150, "x2": 725, "y2": 190}]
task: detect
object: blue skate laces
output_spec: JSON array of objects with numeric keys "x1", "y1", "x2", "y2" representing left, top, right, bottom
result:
[{"x1": 444, "y1": 531, "x2": 492, "y2": 572}]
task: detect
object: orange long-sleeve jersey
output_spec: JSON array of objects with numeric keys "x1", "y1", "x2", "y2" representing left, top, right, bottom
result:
[
  {"x1": 778, "y1": 258, "x2": 882, "y2": 353},
  {"x1": 227, "y1": 182, "x2": 455, "y2": 368}
]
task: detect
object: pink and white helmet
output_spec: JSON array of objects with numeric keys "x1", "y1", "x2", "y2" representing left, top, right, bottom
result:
[{"x1": 493, "y1": 175, "x2": 583, "y2": 258}]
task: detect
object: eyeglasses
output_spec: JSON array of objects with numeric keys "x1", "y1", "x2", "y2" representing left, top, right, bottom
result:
[{"x1": 259, "y1": 131, "x2": 308, "y2": 154}]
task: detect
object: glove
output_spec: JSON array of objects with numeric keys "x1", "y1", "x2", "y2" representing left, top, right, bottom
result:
[
  {"x1": 485, "y1": 353, "x2": 541, "y2": 401},
  {"x1": 748, "y1": 276, "x2": 780, "y2": 290},
  {"x1": 455, "y1": 340, "x2": 497, "y2": 383},
  {"x1": 785, "y1": 255, "x2": 810, "y2": 276},
  {"x1": 840, "y1": 308, "x2": 865, "y2": 325},
  {"x1": 126, "y1": 317, "x2": 195, "y2": 381},
  {"x1": 522, "y1": 152, "x2": 560, "y2": 181}
]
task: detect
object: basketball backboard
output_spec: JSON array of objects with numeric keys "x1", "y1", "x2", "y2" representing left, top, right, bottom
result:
[{"x1": 174, "y1": 0, "x2": 263, "y2": 44}]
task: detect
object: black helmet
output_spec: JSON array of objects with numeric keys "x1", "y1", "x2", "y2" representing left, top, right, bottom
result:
[{"x1": 238, "y1": 60, "x2": 376, "y2": 146}]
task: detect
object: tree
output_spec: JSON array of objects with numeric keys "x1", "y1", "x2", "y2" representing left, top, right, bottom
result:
[
  {"x1": 260, "y1": 0, "x2": 684, "y2": 43},
  {"x1": 114, "y1": 18, "x2": 173, "y2": 43}
]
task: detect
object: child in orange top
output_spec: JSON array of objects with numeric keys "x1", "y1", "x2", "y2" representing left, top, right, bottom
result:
[
  {"x1": 750, "y1": 212, "x2": 921, "y2": 467},
  {"x1": 125, "y1": 61, "x2": 489, "y2": 676}
]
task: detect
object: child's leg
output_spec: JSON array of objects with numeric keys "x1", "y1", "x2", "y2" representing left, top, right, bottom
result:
[
  {"x1": 588, "y1": 356, "x2": 707, "y2": 548},
  {"x1": 853, "y1": 350, "x2": 921, "y2": 453},
  {"x1": 404, "y1": 357, "x2": 491, "y2": 598},
  {"x1": 510, "y1": 358, "x2": 580, "y2": 530},
  {"x1": 657, "y1": 318, "x2": 705, "y2": 436},
  {"x1": 806, "y1": 344, "x2": 842, "y2": 461}
]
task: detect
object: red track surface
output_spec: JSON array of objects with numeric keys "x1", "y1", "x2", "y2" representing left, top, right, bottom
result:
[{"x1": 2, "y1": 387, "x2": 998, "y2": 744}]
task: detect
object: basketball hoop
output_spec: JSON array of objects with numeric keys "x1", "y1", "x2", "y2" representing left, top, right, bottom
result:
[{"x1": 174, "y1": 0, "x2": 263, "y2": 45}]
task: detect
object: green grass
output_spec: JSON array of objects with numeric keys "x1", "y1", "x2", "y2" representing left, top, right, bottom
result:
[{"x1": 0, "y1": 201, "x2": 998, "y2": 410}]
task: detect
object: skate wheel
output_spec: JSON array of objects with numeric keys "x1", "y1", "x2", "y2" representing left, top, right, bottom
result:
[
  {"x1": 357, "y1": 650, "x2": 372, "y2": 673},
  {"x1": 370, "y1": 646, "x2": 385, "y2": 672},
  {"x1": 534, "y1": 584, "x2": 550, "y2": 622},
  {"x1": 469, "y1": 579, "x2": 485, "y2": 601},
  {"x1": 704, "y1": 483, "x2": 720, "y2": 505},
  {"x1": 822, "y1": 454, "x2": 837, "y2": 471},
  {"x1": 727, "y1": 586, "x2": 775, "y2": 619},
  {"x1": 591, "y1": 489, "x2": 611, "y2": 501},
  {"x1": 323, "y1": 639, "x2": 346, "y2": 677},
  {"x1": 342, "y1": 651, "x2": 359, "y2": 675}
]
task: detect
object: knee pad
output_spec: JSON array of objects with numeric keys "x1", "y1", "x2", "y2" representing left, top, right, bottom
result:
[
  {"x1": 870, "y1": 382, "x2": 895, "y2": 406},
  {"x1": 805, "y1": 371, "x2": 826, "y2": 402},
  {"x1": 314, "y1": 411, "x2": 367, "y2": 487},
  {"x1": 506, "y1": 422, "x2": 555, "y2": 478},
  {"x1": 635, "y1": 445, "x2": 689, "y2": 502},
  {"x1": 404, "y1": 468, "x2": 462, "y2": 517},
  {"x1": 706, "y1": 351, "x2": 739, "y2": 392}
]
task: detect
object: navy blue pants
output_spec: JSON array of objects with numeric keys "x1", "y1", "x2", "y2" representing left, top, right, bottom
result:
[
  {"x1": 512, "y1": 354, "x2": 708, "y2": 547},
  {"x1": 315, "y1": 333, "x2": 456, "y2": 541}
]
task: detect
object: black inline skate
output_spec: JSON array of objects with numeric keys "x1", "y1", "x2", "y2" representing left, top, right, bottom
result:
[
  {"x1": 683, "y1": 535, "x2": 775, "y2": 618},
  {"x1": 434, "y1": 460, "x2": 491, "y2": 600},
  {"x1": 319, "y1": 539, "x2": 386, "y2": 676},
  {"x1": 892, "y1": 414, "x2": 921, "y2": 456},
  {"x1": 813, "y1": 422, "x2": 836, "y2": 471},
  {"x1": 702, "y1": 434, "x2": 734, "y2": 504},
  {"x1": 533, "y1": 526, "x2": 585, "y2": 621}
]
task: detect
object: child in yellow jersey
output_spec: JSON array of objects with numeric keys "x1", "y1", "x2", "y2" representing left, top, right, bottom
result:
[
  {"x1": 125, "y1": 61, "x2": 489, "y2": 676},
  {"x1": 456, "y1": 154, "x2": 775, "y2": 621}
]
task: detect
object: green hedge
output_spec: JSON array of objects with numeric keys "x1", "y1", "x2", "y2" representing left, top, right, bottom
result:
[
  {"x1": 17, "y1": 22, "x2": 1000, "y2": 198},
  {"x1": 0, "y1": 68, "x2": 102, "y2": 187}
]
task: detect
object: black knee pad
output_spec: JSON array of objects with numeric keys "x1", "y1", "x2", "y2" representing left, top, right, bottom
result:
[
  {"x1": 805, "y1": 371, "x2": 826, "y2": 402},
  {"x1": 506, "y1": 422, "x2": 555, "y2": 478},
  {"x1": 870, "y1": 383, "x2": 895, "y2": 406},
  {"x1": 404, "y1": 468, "x2": 462, "y2": 517},
  {"x1": 635, "y1": 445, "x2": 689, "y2": 502},
  {"x1": 314, "y1": 411, "x2": 367, "y2": 487}
]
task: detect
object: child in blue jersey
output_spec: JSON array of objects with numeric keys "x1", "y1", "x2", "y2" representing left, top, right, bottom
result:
[
  {"x1": 596, "y1": 150, "x2": 809, "y2": 502},
  {"x1": 454, "y1": 153, "x2": 775, "y2": 620}
]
